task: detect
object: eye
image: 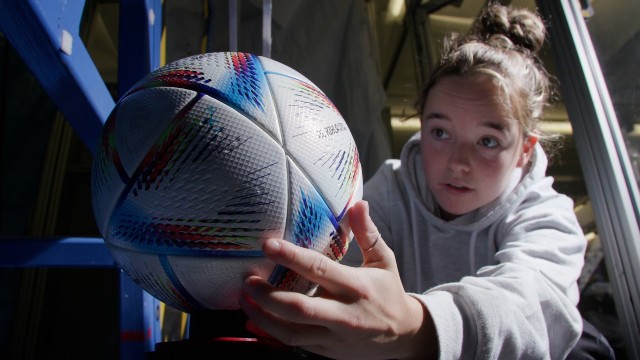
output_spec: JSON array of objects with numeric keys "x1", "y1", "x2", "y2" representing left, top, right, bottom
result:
[
  {"x1": 431, "y1": 128, "x2": 450, "y2": 140},
  {"x1": 480, "y1": 137, "x2": 499, "y2": 148}
]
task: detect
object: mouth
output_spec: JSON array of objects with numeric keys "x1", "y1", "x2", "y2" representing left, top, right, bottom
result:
[{"x1": 443, "y1": 183, "x2": 472, "y2": 194}]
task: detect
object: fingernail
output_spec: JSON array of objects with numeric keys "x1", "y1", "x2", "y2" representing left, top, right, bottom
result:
[
  {"x1": 362, "y1": 200, "x2": 369, "y2": 213},
  {"x1": 263, "y1": 238, "x2": 281, "y2": 255}
]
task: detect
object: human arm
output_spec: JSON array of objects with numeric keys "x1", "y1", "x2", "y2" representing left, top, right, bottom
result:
[
  {"x1": 358, "y1": 157, "x2": 586, "y2": 359},
  {"x1": 239, "y1": 200, "x2": 438, "y2": 360},
  {"x1": 415, "y1": 184, "x2": 586, "y2": 359}
]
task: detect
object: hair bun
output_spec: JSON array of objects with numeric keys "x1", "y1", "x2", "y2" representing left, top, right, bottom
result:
[{"x1": 476, "y1": 3, "x2": 546, "y2": 54}]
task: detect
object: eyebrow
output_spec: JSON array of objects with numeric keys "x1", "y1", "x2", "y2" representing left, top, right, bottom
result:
[
  {"x1": 483, "y1": 121, "x2": 506, "y2": 131},
  {"x1": 423, "y1": 112, "x2": 508, "y2": 132},
  {"x1": 422, "y1": 112, "x2": 448, "y2": 122}
]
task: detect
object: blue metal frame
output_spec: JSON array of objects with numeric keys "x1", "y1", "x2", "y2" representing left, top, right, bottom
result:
[
  {"x1": 0, "y1": 237, "x2": 116, "y2": 268},
  {"x1": 118, "y1": 0, "x2": 164, "y2": 97},
  {"x1": 117, "y1": 2, "x2": 165, "y2": 357},
  {"x1": 0, "y1": 0, "x2": 114, "y2": 154},
  {"x1": 0, "y1": 0, "x2": 164, "y2": 358}
]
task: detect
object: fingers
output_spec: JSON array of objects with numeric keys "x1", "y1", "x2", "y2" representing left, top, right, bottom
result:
[
  {"x1": 260, "y1": 238, "x2": 360, "y2": 298},
  {"x1": 239, "y1": 200, "x2": 410, "y2": 359},
  {"x1": 239, "y1": 276, "x2": 338, "y2": 345},
  {"x1": 348, "y1": 201, "x2": 392, "y2": 266},
  {"x1": 257, "y1": 200, "x2": 394, "y2": 294},
  {"x1": 240, "y1": 288, "x2": 311, "y2": 344}
]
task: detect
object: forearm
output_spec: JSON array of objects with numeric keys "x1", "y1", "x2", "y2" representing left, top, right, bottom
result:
[
  {"x1": 415, "y1": 269, "x2": 582, "y2": 359},
  {"x1": 400, "y1": 295, "x2": 438, "y2": 360}
]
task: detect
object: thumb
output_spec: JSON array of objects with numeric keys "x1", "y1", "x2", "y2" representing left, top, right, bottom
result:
[{"x1": 349, "y1": 200, "x2": 391, "y2": 265}]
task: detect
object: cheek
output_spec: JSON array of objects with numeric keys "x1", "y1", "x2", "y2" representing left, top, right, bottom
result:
[
  {"x1": 477, "y1": 144, "x2": 519, "y2": 168},
  {"x1": 421, "y1": 142, "x2": 449, "y2": 191},
  {"x1": 421, "y1": 130, "x2": 448, "y2": 156},
  {"x1": 421, "y1": 145, "x2": 431, "y2": 176},
  {"x1": 475, "y1": 155, "x2": 515, "y2": 191},
  {"x1": 421, "y1": 140, "x2": 444, "y2": 171}
]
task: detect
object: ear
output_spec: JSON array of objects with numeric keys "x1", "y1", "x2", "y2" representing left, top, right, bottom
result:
[{"x1": 517, "y1": 135, "x2": 538, "y2": 167}]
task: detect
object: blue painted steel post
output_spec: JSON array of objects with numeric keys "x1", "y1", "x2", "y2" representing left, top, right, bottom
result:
[
  {"x1": 119, "y1": 273, "x2": 145, "y2": 359},
  {"x1": 0, "y1": 0, "x2": 165, "y2": 356},
  {"x1": 118, "y1": 0, "x2": 164, "y2": 97},
  {"x1": 0, "y1": 0, "x2": 115, "y2": 153},
  {"x1": 117, "y1": 0, "x2": 165, "y2": 356},
  {"x1": 0, "y1": 237, "x2": 115, "y2": 268}
]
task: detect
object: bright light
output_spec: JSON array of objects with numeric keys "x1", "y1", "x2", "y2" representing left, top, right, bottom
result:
[
  {"x1": 390, "y1": 116, "x2": 576, "y2": 136},
  {"x1": 387, "y1": 0, "x2": 405, "y2": 21},
  {"x1": 391, "y1": 116, "x2": 420, "y2": 130}
]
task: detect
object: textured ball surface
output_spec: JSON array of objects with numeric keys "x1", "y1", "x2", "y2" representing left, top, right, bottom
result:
[{"x1": 91, "y1": 52, "x2": 363, "y2": 312}]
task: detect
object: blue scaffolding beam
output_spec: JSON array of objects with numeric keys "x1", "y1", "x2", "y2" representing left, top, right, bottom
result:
[
  {"x1": 0, "y1": 0, "x2": 164, "y2": 358},
  {"x1": 0, "y1": 0, "x2": 114, "y2": 153}
]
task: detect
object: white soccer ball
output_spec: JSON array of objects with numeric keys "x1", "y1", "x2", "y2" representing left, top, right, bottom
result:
[{"x1": 91, "y1": 52, "x2": 363, "y2": 312}]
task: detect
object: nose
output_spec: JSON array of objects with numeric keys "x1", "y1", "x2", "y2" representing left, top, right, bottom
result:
[{"x1": 447, "y1": 143, "x2": 472, "y2": 173}]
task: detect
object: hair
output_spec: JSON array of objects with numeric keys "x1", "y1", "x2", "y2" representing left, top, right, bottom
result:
[{"x1": 417, "y1": 2, "x2": 560, "y2": 155}]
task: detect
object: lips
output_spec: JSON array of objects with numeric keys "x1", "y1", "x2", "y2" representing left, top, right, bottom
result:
[{"x1": 443, "y1": 183, "x2": 472, "y2": 194}]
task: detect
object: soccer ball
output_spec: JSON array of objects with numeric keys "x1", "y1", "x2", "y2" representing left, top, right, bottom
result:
[{"x1": 91, "y1": 52, "x2": 363, "y2": 312}]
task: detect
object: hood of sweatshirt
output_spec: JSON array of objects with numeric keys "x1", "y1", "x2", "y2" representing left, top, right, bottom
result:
[{"x1": 400, "y1": 131, "x2": 548, "y2": 232}]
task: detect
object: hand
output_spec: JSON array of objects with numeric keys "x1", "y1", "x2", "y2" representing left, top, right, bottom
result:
[{"x1": 239, "y1": 200, "x2": 437, "y2": 360}]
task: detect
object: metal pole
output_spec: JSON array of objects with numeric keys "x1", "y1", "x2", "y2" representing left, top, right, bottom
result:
[
  {"x1": 229, "y1": 0, "x2": 237, "y2": 51},
  {"x1": 262, "y1": 0, "x2": 272, "y2": 58}
]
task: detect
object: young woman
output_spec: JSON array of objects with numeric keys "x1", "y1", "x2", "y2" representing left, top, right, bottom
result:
[{"x1": 239, "y1": 3, "x2": 591, "y2": 359}]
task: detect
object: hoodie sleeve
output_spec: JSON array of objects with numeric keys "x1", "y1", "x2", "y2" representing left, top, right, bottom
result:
[{"x1": 414, "y1": 178, "x2": 586, "y2": 360}]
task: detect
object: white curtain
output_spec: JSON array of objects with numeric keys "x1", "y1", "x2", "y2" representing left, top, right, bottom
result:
[{"x1": 166, "y1": 0, "x2": 393, "y2": 180}]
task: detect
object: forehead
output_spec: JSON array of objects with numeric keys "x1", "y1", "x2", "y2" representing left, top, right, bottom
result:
[{"x1": 423, "y1": 76, "x2": 509, "y2": 115}]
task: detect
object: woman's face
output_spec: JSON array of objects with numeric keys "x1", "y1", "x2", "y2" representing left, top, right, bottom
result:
[{"x1": 420, "y1": 76, "x2": 536, "y2": 220}]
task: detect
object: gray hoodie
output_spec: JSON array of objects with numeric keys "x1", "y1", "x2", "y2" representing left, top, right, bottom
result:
[{"x1": 343, "y1": 132, "x2": 586, "y2": 359}]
